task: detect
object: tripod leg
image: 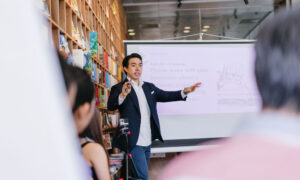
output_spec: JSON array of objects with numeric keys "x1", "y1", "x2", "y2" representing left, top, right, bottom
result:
[
  {"x1": 126, "y1": 153, "x2": 128, "y2": 180},
  {"x1": 128, "y1": 155, "x2": 140, "y2": 179}
]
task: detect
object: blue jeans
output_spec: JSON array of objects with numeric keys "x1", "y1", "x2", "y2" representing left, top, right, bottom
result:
[{"x1": 130, "y1": 145, "x2": 151, "y2": 180}]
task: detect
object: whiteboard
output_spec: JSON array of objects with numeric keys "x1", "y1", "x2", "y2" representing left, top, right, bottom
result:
[{"x1": 125, "y1": 41, "x2": 261, "y2": 141}]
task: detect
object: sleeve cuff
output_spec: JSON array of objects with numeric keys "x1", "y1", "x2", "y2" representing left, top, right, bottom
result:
[
  {"x1": 118, "y1": 95, "x2": 125, "y2": 105},
  {"x1": 181, "y1": 90, "x2": 187, "y2": 99}
]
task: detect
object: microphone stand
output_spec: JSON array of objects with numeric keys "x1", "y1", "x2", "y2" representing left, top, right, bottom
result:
[{"x1": 119, "y1": 126, "x2": 140, "y2": 180}]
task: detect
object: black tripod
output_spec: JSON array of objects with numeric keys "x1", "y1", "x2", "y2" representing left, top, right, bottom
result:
[{"x1": 119, "y1": 123, "x2": 140, "y2": 180}]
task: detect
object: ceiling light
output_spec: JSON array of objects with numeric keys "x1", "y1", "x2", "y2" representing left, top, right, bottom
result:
[
  {"x1": 203, "y1": 25, "x2": 210, "y2": 29},
  {"x1": 128, "y1": 29, "x2": 134, "y2": 32},
  {"x1": 184, "y1": 26, "x2": 191, "y2": 30},
  {"x1": 202, "y1": 29, "x2": 208, "y2": 32},
  {"x1": 129, "y1": 32, "x2": 135, "y2": 36},
  {"x1": 183, "y1": 30, "x2": 190, "y2": 33}
]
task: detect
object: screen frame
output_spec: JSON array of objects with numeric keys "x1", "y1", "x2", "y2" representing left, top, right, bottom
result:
[{"x1": 124, "y1": 40, "x2": 258, "y2": 151}]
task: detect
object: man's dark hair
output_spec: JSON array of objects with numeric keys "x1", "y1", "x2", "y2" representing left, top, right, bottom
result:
[
  {"x1": 255, "y1": 10, "x2": 300, "y2": 111},
  {"x1": 122, "y1": 53, "x2": 143, "y2": 74}
]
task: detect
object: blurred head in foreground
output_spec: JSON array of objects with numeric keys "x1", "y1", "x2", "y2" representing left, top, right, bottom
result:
[{"x1": 58, "y1": 53, "x2": 95, "y2": 133}]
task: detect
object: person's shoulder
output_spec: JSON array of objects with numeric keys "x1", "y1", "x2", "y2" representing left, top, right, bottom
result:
[
  {"x1": 144, "y1": 81, "x2": 155, "y2": 87},
  {"x1": 83, "y1": 142, "x2": 107, "y2": 156},
  {"x1": 159, "y1": 140, "x2": 227, "y2": 180},
  {"x1": 111, "y1": 81, "x2": 125, "y2": 89}
]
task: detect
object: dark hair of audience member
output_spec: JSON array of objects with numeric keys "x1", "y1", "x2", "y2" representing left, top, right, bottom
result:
[
  {"x1": 57, "y1": 52, "x2": 95, "y2": 111},
  {"x1": 79, "y1": 109, "x2": 109, "y2": 165},
  {"x1": 255, "y1": 10, "x2": 300, "y2": 111},
  {"x1": 71, "y1": 67, "x2": 95, "y2": 112},
  {"x1": 57, "y1": 52, "x2": 76, "y2": 90}
]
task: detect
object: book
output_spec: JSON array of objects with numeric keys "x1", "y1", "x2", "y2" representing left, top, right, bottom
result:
[
  {"x1": 97, "y1": 68, "x2": 102, "y2": 83},
  {"x1": 71, "y1": 20, "x2": 77, "y2": 41},
  {"x1": 79, "y1": 29, "x2": 86, "y2": 49},
  {"x1": 112, "y1": 2, "x2": 117, "y2": 15},
  {"x1": 98, "y1": 45, "x2": 104, "y2": 63},
  {"x1": 104, "y1": 51, "x2": 108, "y2": 68},
  {"x1": 99, "y1": 87, "x2": 102, "y2": 107},
  {"x1": 108, "y1": 56, "x2": 112, "y2": 73},
  {"x1": 118, "y1": 67, "x2": 122, "y2": 81},
  {"x1": 113, "y1": 61, "x2": 117, "y2": 76},
  {"x1": 59, "y1": 34, "x2": 74, "y2": 64},
  {"x1": 99, "y1": 87, "x2": 105, "y2": 108},
  {"x1": 89, "y1": 32, "x2": 98, "y2": 58},
  {"x1": 95, "y1": 87, "x2": 100, "y2": 107},
  {"x1": 104, "y1": 89, "x2": 108, "y2": 107},
  {"x1": 101, "y1": 69, "x2": 106, "y2": 86},
  {"x1": 39, "y1": 0, "x2": 50, "y2": 16},
  {"x1": 105, "y1": 72, "x2": 110, "y2": 88},
  {"x1": 72, "y1": 49, "x2": 85, "y2": 68},
  {"x1": 103, "y1": 113, "x2": 111, "y2": 129},
  {"x1": 110, "y1": 114, "x2": 119, "y2": 128},
  {"x1": 83, "y1": 52, "x2": 92, "y2": 72},
  {"x1": 91, "y1": 63, "x2": 97, "y2": 82},
  {"x1": 103, "y1": 134, "x2": 112, "y2": 149},
  {"x1": 71, "y1": 0, "x2": 80, "y2": 15},
  {"x1": 59, "y1": 34, "x2": 68, "y2": 55}
]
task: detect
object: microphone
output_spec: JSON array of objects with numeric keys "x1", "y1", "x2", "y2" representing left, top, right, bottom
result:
[
  {"x1": 125, "y1": 83, "x2": 130, "y2": 93},
  {"x1": 125, "y1": 80, "x2": 132, "y2": 93}
]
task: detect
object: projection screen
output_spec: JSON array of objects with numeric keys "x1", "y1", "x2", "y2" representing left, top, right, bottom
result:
[{"x1": 124, "y1": 40, "x2": 261, "y2": 142}]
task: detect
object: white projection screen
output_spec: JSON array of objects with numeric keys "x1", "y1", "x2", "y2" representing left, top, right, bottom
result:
[{"x1": 125, "y1": 40, "x2": 261, "y2": 142}]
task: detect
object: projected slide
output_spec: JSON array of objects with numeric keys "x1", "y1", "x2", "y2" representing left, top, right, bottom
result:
[
  {"x1": 126, "y1": 42, "x2": 261, "y2": 141},
  {"x1": 129, "y1": 43, "x2": 260, "y2": 115}
]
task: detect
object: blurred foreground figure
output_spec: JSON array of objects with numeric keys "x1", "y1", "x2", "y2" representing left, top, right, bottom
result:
[
  {"x1": 160, "y1": 9, "x2": 300, "y2": 180},
  {"x1": 0, "y1": 1, "x2": 89, "y2": 179}
]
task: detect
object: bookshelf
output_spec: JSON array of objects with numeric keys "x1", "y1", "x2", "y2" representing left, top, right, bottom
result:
[{"x1": 40, "y1": 0, "x2": 126, "y2": 178}]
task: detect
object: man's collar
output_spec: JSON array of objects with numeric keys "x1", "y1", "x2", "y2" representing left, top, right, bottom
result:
[{"x1": 127, "y1": 76, "x2": 144, "y2": 87}]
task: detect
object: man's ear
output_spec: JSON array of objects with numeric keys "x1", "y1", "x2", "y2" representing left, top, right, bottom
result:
[{"x1": 124, "y1": 67, "x2": 128, "y2": 74}]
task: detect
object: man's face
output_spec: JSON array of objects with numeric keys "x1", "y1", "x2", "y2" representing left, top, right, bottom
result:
[{"x1": 124, "y1": 57, "x2": 143, "y2": 81}]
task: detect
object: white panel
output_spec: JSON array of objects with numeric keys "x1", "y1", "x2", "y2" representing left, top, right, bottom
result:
[{"x1": 126, "y1": 41, "x2": 261, "y2": 140}]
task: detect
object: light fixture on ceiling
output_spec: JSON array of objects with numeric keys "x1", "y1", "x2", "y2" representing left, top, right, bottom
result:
[
  {"x1": 202, "y1": 29, "x2": 208, "y2": 32},
  {"x1": 129, "y1": 32, "x2": 135, "y2": 36},
  {"x1": 184, "y1": 26, "x2": 191, "y2": 30},
  {"x1": 128, "y1": 29, "x2": 134, "y2": 32},
  {"x1": 183, "y1": 30, "x2": 190, "y2": 33},
  {"x1": 203, "y1": 25, "x2": 210, "y2": 29}
]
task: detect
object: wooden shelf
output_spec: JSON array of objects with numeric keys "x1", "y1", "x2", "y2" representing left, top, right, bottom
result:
[
  {"x1": 94, "y1": 82, "x2": 106, "y2": 89},
  {"x1": 99, "y1": 106, "x2": 108, "y2": 110},
  {"x1": 103, "y1": 127, "x2": 117, "y2": 132},
  {"x1": 45, "y1": 0, "x2": 127, "y2": 162}
]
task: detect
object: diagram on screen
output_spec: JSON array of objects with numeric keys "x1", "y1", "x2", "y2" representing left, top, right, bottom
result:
[{"x1": 217, "y1": 64, "x2": 251, "y2": 93}]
